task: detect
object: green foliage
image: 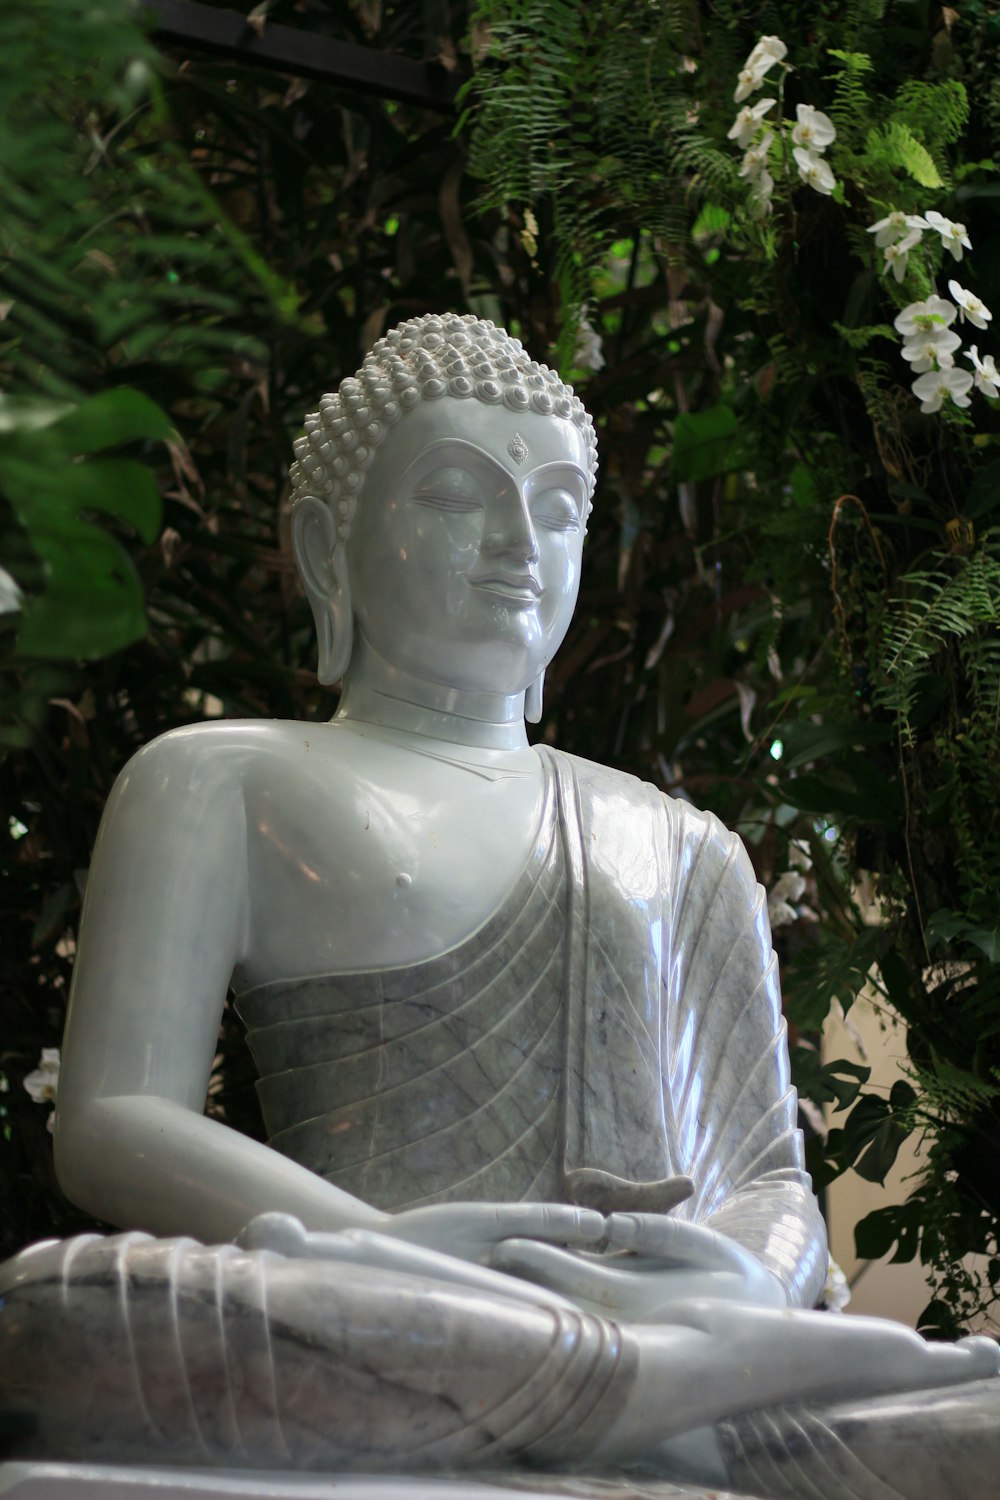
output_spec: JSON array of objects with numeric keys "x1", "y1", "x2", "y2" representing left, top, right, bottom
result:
[
  {"x1": 671, "y1": 406, "x2": 745, "y2": 483},
  {"x1": 463, "y1": 0, "x2": 1000, "y2": 1331},
  {"x1": 870, "y1": 123, "x2": 943, "y2": 189},
  {"x1": 0, "y1": 391, "x2": 170, "y2": 666},
  {"x1": 0, "y1": 2, "x2": 289, "y2": 401},
  {"x1": 894, "y1": 79, "x2": 969, "y2": 153},
  {"x1": 874, "y1": 536, "x2": 1000, "y2": 729},
  {"x1": 790, "y1": 1047, "x2": 871, "y2": 1110},
  {"x1": 461, "y1": 0, "x2": 727, "y2": 353},
  {"x1": 825, "y1": 49, "x2": 875, "y2": 147}
]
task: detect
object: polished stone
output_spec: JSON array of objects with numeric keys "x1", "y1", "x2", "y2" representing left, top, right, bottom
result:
[{"x1": 2, "y1": 313, "x2": 997, "y2": 1500}]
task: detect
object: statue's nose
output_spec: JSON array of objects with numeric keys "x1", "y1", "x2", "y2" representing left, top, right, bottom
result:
[{"x1": 481, "y1": 495, "x2": 540, "y2": 564}]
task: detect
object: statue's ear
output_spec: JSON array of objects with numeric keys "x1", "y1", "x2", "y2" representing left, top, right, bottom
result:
[{"x1": 291, "y1": 496, "x2": 353, "y2": 686}]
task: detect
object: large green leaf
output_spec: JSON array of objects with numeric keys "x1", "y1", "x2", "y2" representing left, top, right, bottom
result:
[
  {"x1": 780, "y1": 768, "x2": 901, "y2": 824},
  {"x1": 842, "y1": 1090, "x2": 916, "y2": 1184},
  {"x1": 0, "y1": 390, "x2": 168, "y2": 659},
  {"x1": 671, "y1": 405, "x2": 746, "y2": 483},
  {"x1": 855, "y1": 1199, "x2": 923, "y2": 1264},
  {"x1": 791, "y1": 1048, "x2": 871, "y2": 1111},
  {"x1": 779, "y1": 719, "x2": 895, "y2": 769},
  {"x1": 49, "y1": 389, "x2": 173, "y2": 456},
  {"x1": 926, "y1": 910, "x2": 1000, "y2": 964}
]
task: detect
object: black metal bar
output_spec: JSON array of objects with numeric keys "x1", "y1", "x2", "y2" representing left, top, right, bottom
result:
[{"x1": 143, "y1": 0, "x2": 461, "y2": 112}]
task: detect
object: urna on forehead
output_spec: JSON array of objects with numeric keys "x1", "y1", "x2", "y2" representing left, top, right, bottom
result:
[{"x1": 289, "y1": 313, "x2": 598, "y2": 542}]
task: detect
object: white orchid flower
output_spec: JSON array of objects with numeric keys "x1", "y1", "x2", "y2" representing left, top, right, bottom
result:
[
  {"x1": 23, "y1": 1047, "x2": 60, "y2": 1105},
  {"x1": 924, "y1": 209, "x2": 972, "y2": 261},
  {"x1": 740, "y1": 132, "x2": 774, "y2": 179},
  {"x1": 734, "y1": 67, "x2": 760, "y2": 103},
  {"x1": 750, "y1": 168, "x2": 775, "y2": 217},
  {"x1": 734, "y1": 35, "x2": 787, "y2": 101},
  {"x1": 867, "y1": 210, "x2": 927, "y2": 249},
  {"x1": 883, "y1": 229, "x2": 922, "y2": 282},
  {"x1": 728, "y1": 97, "x2": 777, "y2": 148},
  {"x1": 899, "y1": 327, "x2": 961, "y2": 373},
  {"x1": 894, "y1": 295, "x2": 958, "y2": 337},
  {"x1": 792, "y1": 104, "x2": 836, "y2": 153},
  {"x1": 948, "y1": 280, "x2": 992, "y2": 330},
  {"x1": 912, "y1": 366, "x2": 974, "y2": 413},
  {"x1": 823, "y1": 1257, "x2": 852, "y2": 1314},
  {"x1": 23, "y1": 1047, "x2": 60, "y2": 1132},
  {"x1": 789, "y1": 840, "x2": 813, "y2": 872},
  {"x1": 793, "y1": 146, "x2": 836, "y2": 195},
  {"x1": 745, "y1": 35, "x2": 788, "y2": 72},
  {"x1": 574, "y1": 315, "x2": 605, "y2": 372},
  {"x1": 965, "y1": 345, "x2": 1000, "y2": 396},
  {"x1": 767, "y1": 870, "x2": 808, "y2": 930}
]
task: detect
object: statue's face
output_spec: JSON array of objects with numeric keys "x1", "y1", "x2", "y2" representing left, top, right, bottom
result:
[{"x1": 346, "y1": 399, "x2": 590, "y2": 696}]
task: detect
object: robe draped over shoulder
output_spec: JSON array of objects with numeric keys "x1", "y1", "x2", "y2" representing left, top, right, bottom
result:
[
  {"x1": 547, "y1": 747, "x2": 827, "y2": 1309},
  {"x1": 238, "y1": 746, "x2": 826, "y2": 1311}
]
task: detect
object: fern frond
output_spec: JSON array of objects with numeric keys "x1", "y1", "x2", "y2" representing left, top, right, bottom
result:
[
  {"x1": 867, "y1": 123, "x2": 944, "y2": 190},
  {"x1": 894, "y1": 80, "x2": 969, "y2": 153},
  {"x1": 825, "y1": 49, "x2": 874, "y2": 147},
  {"x1": 875, "y1": 540, "x2": 1000, "y2": 728}
]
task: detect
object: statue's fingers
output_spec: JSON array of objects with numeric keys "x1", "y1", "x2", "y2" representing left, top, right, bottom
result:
[
  {"x1": 605, "y1": 1214, "x2": 739, "y2": 1271},
  {"x1": 954, "y1": 1335, "x2": 1000, "y2": 1380},
  {"x1": 493, "y1": 1203, "x2": 606, "y2": 1246},
  {"x1": 491, "y1": 1238, "x2": 617, "y2": 1298},
  {"x1": 235, "y1": 1212, "x2": 310, "y2": 1257}
]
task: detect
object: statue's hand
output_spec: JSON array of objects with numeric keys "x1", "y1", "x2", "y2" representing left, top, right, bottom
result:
[
  {"x1": 606, "y1": 1212, "x2": 788, "y2": 1308},
  {"x1": 492, "y1": 1214, "x2": 787, "y2": 1321},
  {"x1": 235, "y1": 1210, "x2": 582, "y2": 1314},
  {"x1": 378, "y1": 1201, "x2": 607, "y2": 1265}
]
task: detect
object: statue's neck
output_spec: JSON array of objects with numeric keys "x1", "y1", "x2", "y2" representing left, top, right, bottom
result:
[{"x1": 334, "y1": 635, "x2": 530, "y2": 751}]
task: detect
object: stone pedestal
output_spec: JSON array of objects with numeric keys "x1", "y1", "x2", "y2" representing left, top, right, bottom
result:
[{"x1": 0, "y1": 1467, "x2": 756, "y2": 1500}]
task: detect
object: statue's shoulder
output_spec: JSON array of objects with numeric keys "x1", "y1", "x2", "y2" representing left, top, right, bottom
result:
[
  {"x1": 546, "y1": 745, "x2": 717, "y2": 832},
  {"x1": 112, "y1": 718, "x2": 314, "y2": 802},
  {"x1": 548, "y1": 746, "x2": 756, "y2": 893}
]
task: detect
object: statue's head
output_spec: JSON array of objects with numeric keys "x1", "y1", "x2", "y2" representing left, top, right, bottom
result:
[{"x1": 290, "y1": 313, "x2": 598, "y2": 714}]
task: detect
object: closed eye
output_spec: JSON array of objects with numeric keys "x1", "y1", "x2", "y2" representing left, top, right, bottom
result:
[
  {"x1": 411, "y1": 464, "x2": 486, "y2": 514},
  {"x1": 412, "y1": 493, "x2": 484, "y2": 513},
  {"x1": 531, "y1": 489, "x2": 582, "y2": 532}
]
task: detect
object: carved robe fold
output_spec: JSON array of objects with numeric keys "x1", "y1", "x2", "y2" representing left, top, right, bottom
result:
[{"x1": 238, "y1": 747, "x2": 827, "y2": 1309}]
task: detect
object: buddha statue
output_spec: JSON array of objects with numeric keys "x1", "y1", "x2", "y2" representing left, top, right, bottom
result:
[{"x1": 1, "y1": 314, "x2": 998, "y2": 1500}]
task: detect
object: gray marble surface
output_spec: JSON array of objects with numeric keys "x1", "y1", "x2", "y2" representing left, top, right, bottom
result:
[{"x1": 0, "y1": 1467, "x2": 760, "y2": 1500}]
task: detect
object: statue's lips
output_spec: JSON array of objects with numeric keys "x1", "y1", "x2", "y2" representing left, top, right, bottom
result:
[{"x1": 471, "y1": 573, "x2": 542, "y2": 603}]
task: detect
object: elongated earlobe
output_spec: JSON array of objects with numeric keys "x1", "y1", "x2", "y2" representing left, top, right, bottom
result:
[
  {"x1": 291, "y1": 497, "x2": 353, "y2": 685},
  {"x1": 524, "y1": 670, "x2": 545, "y2": 724}
]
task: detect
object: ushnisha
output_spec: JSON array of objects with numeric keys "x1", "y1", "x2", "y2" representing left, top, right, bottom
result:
[{"x1": 290, "y1": 312, "x2": 597, "y2": 542}]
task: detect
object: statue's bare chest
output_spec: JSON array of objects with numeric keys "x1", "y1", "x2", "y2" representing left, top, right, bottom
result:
[{"x1": 238, "y1": 727, "x2": 546, "y2": 983}]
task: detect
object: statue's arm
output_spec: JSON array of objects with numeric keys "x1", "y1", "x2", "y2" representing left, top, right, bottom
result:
[
  {"x1": 665, "y1": 804, "x2": 828, "y2": 1308},
  {"x1": 53, "y1": 728, "x2": 388, "y2": 1244},
  {"x1": 700, "y1": 1168, "x2": 827, "y2": 1308}
]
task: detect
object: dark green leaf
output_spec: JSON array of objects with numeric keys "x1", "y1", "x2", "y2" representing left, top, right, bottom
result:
[
  {"x1": 780, "y1": 771, "x2": 899, "y2": 824},
  {"x1": 671, "y1": 405, "x2": 745, "y2": 483},
  {"x1": 49, "y1": 389, "x2": 173, "y2": 455},
  {"x1": 842, "y1": 1095, "x2": 913, "y2": 1184},
  {"x1": 792, "y1": 1047, "x2": 871, "y2": 1111},
  {"x1": 780, "y1": 720, "x2": 894, "y2": 770},
  {"x1": 855, "y1": 1204, "x2": 907, "y2": 1261}
]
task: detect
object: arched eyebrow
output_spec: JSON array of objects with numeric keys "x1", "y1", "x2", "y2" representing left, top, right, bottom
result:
[
  {"x1": 400, "y1": 441, "x2": 588, "y2": 495},
  {"x1": 526, "y1": 460, "x2": 589, "y2": 489},
  {"x1": 399, "y1": 438, "x2": 512, "y2": 487}
]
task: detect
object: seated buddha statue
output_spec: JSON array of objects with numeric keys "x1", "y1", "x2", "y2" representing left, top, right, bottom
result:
[{"x1": 1, "y1": 314, "x2": 998, "y2": 1500}]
